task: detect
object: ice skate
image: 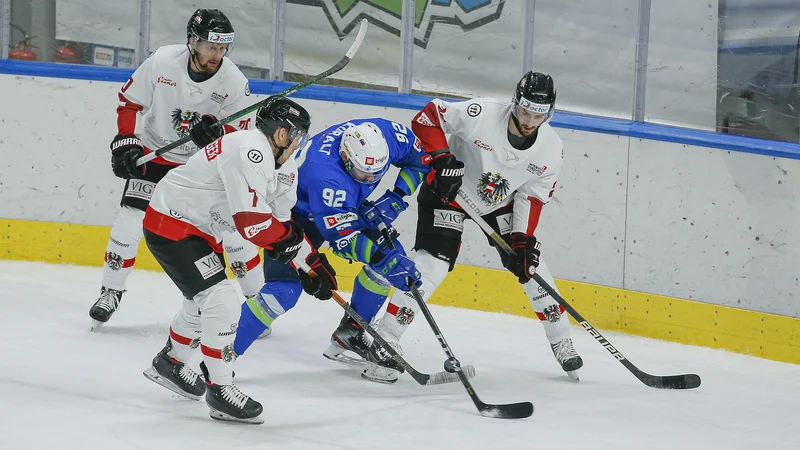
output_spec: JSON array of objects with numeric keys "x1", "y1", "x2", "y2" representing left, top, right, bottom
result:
[
  {"x1": 143, "y1": 340, "x2": 206, "y2": 400},
  {"x1": 322, "y1": 314, "x2": 372, "y2": 369},
  {"x1": 551, "y1": 337, "x2": 583, "y2": 381},
  {"x1": 89, "y1": 287, "x2": 124, "y2": 331},
  {"x1": 361, "y1": 341, "x2": 405, "y2": 384},
  {"x1": 200, "y1": 362, "x2": 263, "y2": 424}
]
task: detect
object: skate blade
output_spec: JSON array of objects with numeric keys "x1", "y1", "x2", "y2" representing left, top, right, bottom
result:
[
  {"x1": 566, "y1": 370, "x2": 580, "y2": 382},
  {"x1": 361, "y1": 364, "x2": 399, "y2": 384},
  {"x1": 90, "y1": 319, "x2": 105, "y2": 332},
  {"x1": 322, "y1": 345, "x2": 369, "y2": 370},
  {"x1": 209, "y1": 408, "x2": 264, "y2": 424},
  {"x1": 143, "y1": 367, "x2": 203, "y2": 401}
]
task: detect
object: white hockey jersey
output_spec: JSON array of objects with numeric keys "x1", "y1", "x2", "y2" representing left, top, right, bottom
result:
[
  {"x1": 143, "y1": 130, "x2": 299, "y2": 252},
  {"x1": 411, "y1": 97, "x2": 563, "y2": 236},
  {"x1": 117, "y1": 44, "x2": 254, "y2": 165}
]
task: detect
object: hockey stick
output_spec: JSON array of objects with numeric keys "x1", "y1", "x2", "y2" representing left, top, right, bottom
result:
[
  {"x1": 376, "y1": 223, "x2": 534, "y2": 419},
  {"x1": 455, "y1": 188, "x2": 701, "y2": 390},
  {"x1": 294, "y1": 258, "x2": 474, "y2": 386},
  {"x1": 135, "y1": 19, "x2": 370, "y2": 167}
]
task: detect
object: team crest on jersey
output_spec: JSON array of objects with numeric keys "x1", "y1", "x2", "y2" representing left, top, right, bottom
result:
[
  {"x1": 476, "y1": 172, "x2": 510, "y2": 206},
  {"x1": 171, "y1": 109, "x2": 203, "y2": 138},
  {"x1": 230, "y1": 261, "x2": 248, "y2": 279},
  {"x1": 105, "y1": 252, "x2": 124, "y2": 271},
  {"x1": 395, "y1": 306, "x2": 415, "y2": 325},
  {"x1": 290, "y1": 0, "x2": 505, "y2": 49}
]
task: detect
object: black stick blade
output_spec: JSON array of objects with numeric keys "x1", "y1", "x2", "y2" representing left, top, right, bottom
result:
[
  {"x1": 478, "y1": 401, "x2": 534, "y2": 419},
  {"x1": 637, "y1": 371, "x2": 702, "y2": 389}
]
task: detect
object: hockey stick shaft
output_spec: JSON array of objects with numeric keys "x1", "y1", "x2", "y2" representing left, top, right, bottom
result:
[
  {"x1": 377, "y1": 223, "x2": 533, "y2": 418},
  {"x1": 135, "y1": 19, "x2": 369, "y2": 167},
  {"x1": 294, "y1": 258, "x2": 468, "y2": 386},
  {"x1": 455, "y1": 189, "x2": 700, "y2": 389}
]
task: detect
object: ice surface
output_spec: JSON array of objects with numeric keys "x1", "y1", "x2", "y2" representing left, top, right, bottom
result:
[{"x1": 1, "y1": 261, "x2": 798, "y2": 450}]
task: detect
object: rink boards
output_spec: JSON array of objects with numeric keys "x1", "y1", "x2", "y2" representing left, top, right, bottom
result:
[
  {"x1": 2, "y1": 217, "x2": 798, "y2": 365},
  {"x1": 0, "y1": 61, "x2": 798, "y2": 365}
]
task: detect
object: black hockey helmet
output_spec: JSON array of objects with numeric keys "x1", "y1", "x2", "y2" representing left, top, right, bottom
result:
[
  {"x1": 511, "y1": 71, "x2": 556, "y2": 134},
  {"x1": 514, "y1": 71, "x2": 556, "y2": 114},
  {"x1": 256, "y1": 97, "x2": 312, "y2": 164},
  {"x1": 187, "y1": 9, "x2": 235, "y2": 45}
]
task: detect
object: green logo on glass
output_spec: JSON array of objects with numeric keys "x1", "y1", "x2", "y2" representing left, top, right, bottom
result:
[{"x1": 289, "y1": 0, "x2": 505, "y2": 48}]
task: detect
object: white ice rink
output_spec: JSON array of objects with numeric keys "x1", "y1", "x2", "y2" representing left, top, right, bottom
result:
[{"x1": 2, "y1": 260, "x2": 799, "y2": 450}]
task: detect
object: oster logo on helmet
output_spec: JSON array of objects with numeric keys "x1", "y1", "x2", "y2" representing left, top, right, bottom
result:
[
  {"x1": 365, "y1": 157, "x2": 375, "y2": 165},
  {"x1": 207, "y1": 32, "x2": 234, "y2": 43}
]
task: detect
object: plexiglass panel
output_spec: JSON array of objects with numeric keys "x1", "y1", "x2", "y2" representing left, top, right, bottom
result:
[
  {"x1": 412, "y1": 0, "x2": 521, "y2": 99},
  {"x1": 716, "y1": 0, "x2": 800, "y2": 143},
  {"x1": 531, "y1": 0, "x2": 639, "y2": 119},
  {"x1": 284, "y1": 1, "x2": 402, "y2": 90}
]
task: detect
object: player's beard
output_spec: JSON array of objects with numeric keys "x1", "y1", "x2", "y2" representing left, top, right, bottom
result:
[
  {"x1": 511, "y1": 114, "x2": 538, "y2": 137},
  {"x1": 191, "y1": 52, "x2": 222, "y2": 74}
]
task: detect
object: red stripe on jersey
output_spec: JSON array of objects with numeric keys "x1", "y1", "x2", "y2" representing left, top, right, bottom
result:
[
  {"x1": 143, "y1": 206, "x2": 223, "y2": 253},
  {"x1": 232, "y1": 211, "x2": 289, "y2": 249},
  {"x1": 104, "y1": 252, "x2": 136, "y2": 268},
  {"x1": 244, "y1": 254, "x2": 261, "y2": 272},
  {"x1": 535, "y1": 305, "x2": 566, "y2": 321},
  {"x1": 116, "y1": 93, "x2": 143, "y2": 135},
  {"x1": 200, "y1": 344, "x2": 223, "y2": 360},
  {"x1": 386, "y1": 303, "x2": 400, "y2": 317},
  {"x1": 525, "y1": 197, "x2": 545, "y2": 236},
  {"x1": 170, "y1": 328, "x2": 194, "y2": 346},
  {"x1": 223, "y1": 124, "x2": 237, "y2": 134},
  {"x1": 411, "y1": 102, "x2": 449, "y2": 153}
]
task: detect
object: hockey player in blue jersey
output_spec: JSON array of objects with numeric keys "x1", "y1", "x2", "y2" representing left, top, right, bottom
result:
[{"x1": 233, "y1": 119, "x2": 430, "y2": 382}]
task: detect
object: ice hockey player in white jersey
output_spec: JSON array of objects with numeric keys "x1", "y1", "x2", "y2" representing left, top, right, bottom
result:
[
  {"x1": 366, "y1": 71, "x2": 584, "y2": 382},
  {"x1": 140, "y1": 97, "x2": 338, "y2": 424},
  {"x1": 89, "y1": 9, "x2": 260, "y2": 331}
]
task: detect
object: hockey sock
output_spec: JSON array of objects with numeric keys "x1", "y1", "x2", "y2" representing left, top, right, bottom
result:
[
  {"x1": 349, "y1": 266, "x2": 391, "y2": 324},
  {"x1": 233, "y1": 280, "x2": 302, "y2": 355}
]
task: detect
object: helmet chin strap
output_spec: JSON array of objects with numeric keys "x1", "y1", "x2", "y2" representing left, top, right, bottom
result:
[{"x1": 268, "y1": 134, "x2": 290, "y2": 168}]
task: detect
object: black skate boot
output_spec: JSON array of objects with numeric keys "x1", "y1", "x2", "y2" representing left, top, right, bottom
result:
[
  {"x1": 551, "y1": 337, "x2": 583, "y2": 381},
  {"x1": 361, "y1": 341, "x2": 405, "y2": 384},
  {"x1": 89, "y1": 287, "x2": 124, "y2": 331},
  {"x1": 322, "y1": 314, "x2": 372, "y2": 369},
  {"x1": 143, "y1": 339, "x2": 206, "y2": 400},
  {"x1": 199, "y1": 362, "x2": 263, "y2": 424}
]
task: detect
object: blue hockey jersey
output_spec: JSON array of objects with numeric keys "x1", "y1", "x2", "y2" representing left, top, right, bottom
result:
[{"x1": 293, "y1": 118, "x2": 430, "y2": 264}]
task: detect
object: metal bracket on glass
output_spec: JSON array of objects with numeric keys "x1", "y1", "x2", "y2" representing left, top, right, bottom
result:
[
  {"x1": 270, "y1": 0, "x2": 286, "y2": 81},
  {"x1": 522, "y1": 0, "x2": 535, "y2": 74},
  {"x1": 135, "y1": 0, "x2": 151, "y2": 66},
  {"x1": 399, "y1": 0, "x2": 415, "y2": 93},
  {"x1": 633, "y1": 0, "x2": 652, "y2": 122}
]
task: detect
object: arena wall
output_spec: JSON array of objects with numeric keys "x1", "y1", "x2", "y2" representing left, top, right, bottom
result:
[{"x1": 1, "y1": 61, "x2": 798, "y2": 364}]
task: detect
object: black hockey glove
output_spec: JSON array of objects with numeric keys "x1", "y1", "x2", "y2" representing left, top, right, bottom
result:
[
  {"x1": 189, "y1": 114, "x2": 224, "y2": 148},
  {"x1": 505, "y1": 233, "x2": 541, "y2": 284},
  {"x1": 429, "y1": 152, "x2": 465, "y2": 203},
  {"x1": 110, "y1": 134, "x2": 145, "y2": 179},
  {"x1": 265, "y1": 221, "x2": 305, "y2": 263},
  {"x1": 299, "y1": 253, "x2": 338, "y2": 301}
]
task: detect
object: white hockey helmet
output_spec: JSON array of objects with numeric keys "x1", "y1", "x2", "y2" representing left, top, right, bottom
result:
[{"x1": 339, "y1": 122, "x2": 390, "y2": 184}]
